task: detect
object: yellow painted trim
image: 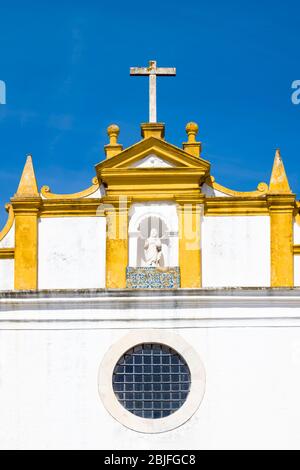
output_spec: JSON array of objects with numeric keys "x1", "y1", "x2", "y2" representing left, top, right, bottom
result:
[
  {"x1": 0, "y1": 204, "x2": 15, "y2": 242},
  {"x1": 267, "y1": 194, "x2": 295, "y2": 287},
  {"x1": 11, "y1": 198, "x2": 41, "y2": 290},
  {"x1": 294, "y1": 245, "x2": 300, "y2": 255},
  {"x1": 106, "y1": 205, "x2": 128, "y2": 288},
  {"x1": 0, "y1": 248, "x2": 15, "y2": 259},
  {"x1": 205, "y1": 176, "x2": 269, "y2": 197},
  {"x1": 177, "y1": 203, "x2": 202, "y2": 288},
  {"x1": 41, "y1": 177, "x2": 100, "y2": 200},
  {"x1": 205, "y1": 197, "x2": 269, "y2": 216},
  {"x1": 39, "y1": 199, "x2": 105, "y2": 217},
  {"x1": 96, "y1": 137, "x2": 210, "y2": 171}
]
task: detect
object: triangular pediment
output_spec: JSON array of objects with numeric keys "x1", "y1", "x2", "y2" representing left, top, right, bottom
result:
[
  {"x1": 96, "y1": 137, "x2": 210, "y2": 171},
  {"x1": 96, "y1": 137, "x2": 211, "y2": 201}
]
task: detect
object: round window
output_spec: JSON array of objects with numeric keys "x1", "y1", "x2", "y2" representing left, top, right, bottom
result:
[
  {"x1": 112, "y1": 343, "x2": 191, "y2": 419},
  {"x1": 98, "y1": 330, "x2": 206, "y2": 434}
]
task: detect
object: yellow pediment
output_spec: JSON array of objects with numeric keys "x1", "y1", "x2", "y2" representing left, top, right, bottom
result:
[
  {"x1": 95, "y1": 137, "x2": 210, "y2": 203},
  {"x1": 96, "y1": 137, "x2": 210, "y2": 171}
]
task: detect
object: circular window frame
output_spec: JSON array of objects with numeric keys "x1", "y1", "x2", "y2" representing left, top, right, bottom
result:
[{"x1": 98, "y1": 330, "x2": 206, "y2": 434}]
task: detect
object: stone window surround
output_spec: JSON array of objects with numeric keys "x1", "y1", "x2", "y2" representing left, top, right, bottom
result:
[{"x1": 98, "y1": 330, "x2": 206, "y2": 434}]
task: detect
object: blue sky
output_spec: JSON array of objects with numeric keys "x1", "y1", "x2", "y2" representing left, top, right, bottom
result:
[{"x1": 0, "y1": 0, "x2": 299, "y2": 225}]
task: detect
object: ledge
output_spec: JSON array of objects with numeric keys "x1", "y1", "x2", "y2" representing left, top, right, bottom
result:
[
  {"x1": 1, "y1": 286, "x2": 300, "y2": 299},
  {"x1": 0, "y1": 287, "x2": 299, "y2": 329}
]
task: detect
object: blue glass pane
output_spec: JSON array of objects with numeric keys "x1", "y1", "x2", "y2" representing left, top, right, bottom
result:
[{"x1": 112, "y1": 343, "x2": 191, "y2": 419}]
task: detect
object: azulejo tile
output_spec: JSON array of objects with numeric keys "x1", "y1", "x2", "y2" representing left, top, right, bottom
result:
[{"x1": 126, "y1": 267, "x2": 180, "y2": 289}]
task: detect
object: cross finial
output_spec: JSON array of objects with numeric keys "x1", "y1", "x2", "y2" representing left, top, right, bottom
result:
[{"x1": 130, "y1": 60, "x2": 176, "y2": 123}]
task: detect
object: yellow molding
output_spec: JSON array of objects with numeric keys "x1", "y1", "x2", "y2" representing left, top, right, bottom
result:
[
  {"x1": 178, "y1": 203, "x2": 202, "y2": 288},
  {"x1": 39, "y1": 199, "x2": 105, "y2": 217},
  {"x1": 96, "y1": 137, "x2": 210, "y2": 171},
  {"x1": 11, "y1": 197, "x2": 41, "y2": 290},
  {"x1": 41, "y1": 177, "x2": 100, "y2": 200},
  {"x1": 294, "y1": 245, "x2": 300, "y2": 255},
  {"x1": 106, "y1": 207, "x2": 128, "y2": 288},
  {"x1": 0, "y1": 248, "x2": 15, "y2": 259},
  {"x1": 0, "y1": 204, "x2": 15, "y2": 243},
  {"x1": 101, "y1": 169, "x2": 208, "y2": 201},
  {"x1": 205, "y1": 197, "x2": 269, "y2": 216},
  {"x1": 205, "y1": 176, "x2": 269, "y2": 197}
]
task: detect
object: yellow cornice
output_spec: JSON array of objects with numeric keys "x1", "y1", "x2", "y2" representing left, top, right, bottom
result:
[
  {"x1": 41, "y1": 177, "x2": 100, "y2": 200},
  {"x1": 204, "y1": 176, "x2": 269, "y2": 198},
  {"x1": 0, "y1": 204, "x2": 15, "y2": 242},
  {"x1": 267, "y1": 194, "x2": 296, "y2": 213},
  {"x1": 39, "y1": 199, "x2": 105, "y2": 217},
  {"x1": 205, "y1": 197, "x2": 269, "y2": 216},
  {"x1": 0, "y1": 248, "x2": 15, "y2": 259},
  {"x1": 10, "y1": 198, "x2": 41, "y2": 215},
  {"x1": 102, "y1": 167, "x2": 207, "y2": 185},
  {"x1": 294, "y1": 245, "x2": 300, "y2": 255},
  {"x1": 100, "y1": 166, "x2": 207, "y2": 206}
]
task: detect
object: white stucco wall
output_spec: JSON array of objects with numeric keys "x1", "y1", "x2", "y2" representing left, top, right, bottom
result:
[
  {"x1": 295, "y1": 258, "x2": 300, "y2": 287},
  {"x1": 294, "y1": 222, "x2": 300, "y2": 244},
  {"x1": 0, "y1": 259, "x2": 14, "y2": 291},
  {"x1": 0, "y1": 290, "x2": 299, "y2": 450},
  {"x1": 294, "y1": 222, "x2": 300, "y2": 286},
  {"x1": 201, "y1": 183, "x2": 229, "y2": 197},
  {"x1": 85, "y1": 184, "x2": 106, "y2": 199},
  {"x1": 0, "y1": 222, "x2": 15, "y2": 249},
  {"x1": 202, "y1": 216, "x2": 270, "y2": 287},
  {"x1": 38, "y1": 217, "x2": 106, "y2": 289}
]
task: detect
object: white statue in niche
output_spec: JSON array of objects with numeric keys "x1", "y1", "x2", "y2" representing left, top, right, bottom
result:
[{"x1": 144, "y1": 228, "x2": 162, "y2": 267}]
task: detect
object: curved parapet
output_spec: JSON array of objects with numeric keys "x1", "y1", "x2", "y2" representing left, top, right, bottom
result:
[
  {"x1": 0, "y1": 204, "x2": 15, "y2": 245},
  {"x1": 41, "y1": 177, "x2": 101, "y2": 200},
  {"x1": 203, "y1": 176, "x2": 269, "y2": 198}
]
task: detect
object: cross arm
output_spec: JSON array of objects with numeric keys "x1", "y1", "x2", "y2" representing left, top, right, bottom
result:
[
  {"x1": 156, "y1": 67, "x2": 176, "y2": 76},
  {"x1": 130, "y1": 67, "x2": 150, "y2": 76}
]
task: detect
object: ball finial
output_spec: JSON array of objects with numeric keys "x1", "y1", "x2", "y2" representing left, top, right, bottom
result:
[
  {"x1": 186, "y1": 122, "x2": 199, "y2": 143},
  {"x1": 107, "y1": 124, "x2": 120, "y2": 145}
]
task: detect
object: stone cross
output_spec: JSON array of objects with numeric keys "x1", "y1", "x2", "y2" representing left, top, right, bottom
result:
[{"x1": 130, "y1": 60, "x2": 176, "y2": 123}]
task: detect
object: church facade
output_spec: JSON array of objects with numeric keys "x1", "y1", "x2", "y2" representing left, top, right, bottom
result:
[{"x1": 0, "y1": 118, "x2": 300, "y2": 449}]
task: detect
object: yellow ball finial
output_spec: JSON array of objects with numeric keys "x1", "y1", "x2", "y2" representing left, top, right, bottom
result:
[
  {"x1": 185, "y1": 122, "x2": 199, "y2": 143},
  {"x1": 107, "y1": 124, "x2": 120, "y2": 145}
]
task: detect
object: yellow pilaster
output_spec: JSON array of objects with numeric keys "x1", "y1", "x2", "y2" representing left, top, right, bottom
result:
[
  {"x1": 177, "y1": 201, "x2": 202, "y2": 288},
  {"x1": 268, "y1": 149, "x2": 295, "y2": 287},
  {"x1": 12, "y1": 201, "x2": 40, "y2": 290},
  {"x1": 268, "y1": 195, "x2": 295, "y2": 287},
  {"x1": 105, "y1": 202, "x2": 128, "y2": 288},
  {"x1": 11, "y1": 156, "x2": 41, "y2": 290}
]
